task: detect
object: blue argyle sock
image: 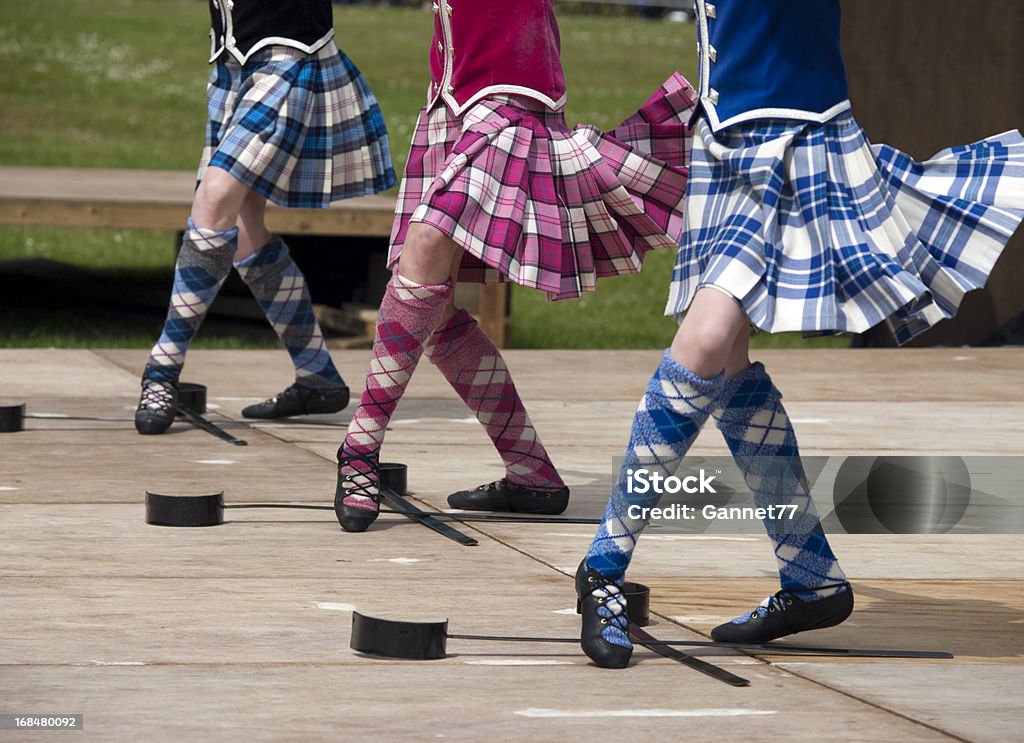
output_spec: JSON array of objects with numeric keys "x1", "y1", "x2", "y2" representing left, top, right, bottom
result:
[
  {"x1": 713, "y1": 363, "x2": 847, "y2": 601},
  {"x1": 585, "y1": 350, "x2": 724, "y2": 580},
  {"x1": 235, "y1": 237, "x2": 344, "y2": 390},
  {"x1": 144, "y1": 219, "x2": 237, "y2": 385}
]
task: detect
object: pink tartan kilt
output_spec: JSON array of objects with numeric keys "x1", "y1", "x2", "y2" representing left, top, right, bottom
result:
[{"x1": 388, "y1": 73, "x2": 697, "y2": 300}]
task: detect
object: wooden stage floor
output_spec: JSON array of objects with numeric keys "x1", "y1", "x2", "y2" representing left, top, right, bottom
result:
[{"x1": 1, "y1": 348, "x2": 1021, "y2": 741}]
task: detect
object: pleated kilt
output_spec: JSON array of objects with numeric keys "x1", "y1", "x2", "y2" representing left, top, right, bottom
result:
[
  {"x1": 389, "y1": 74, "x2": 697, "y2": 301},
  {"x1": 199, "y1": 40, "x2": 395, "y2": 208},
  {"x1": 667, "y1": 114, "x2": 1024, "y2": 343}
]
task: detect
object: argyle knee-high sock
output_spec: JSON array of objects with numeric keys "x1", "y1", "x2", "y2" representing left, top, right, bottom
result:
[
  {"x1": 339, "y1": 273, "x2": 453, "y2": 511},
  {"x1": 143, "y1": 219, "x2": 237, "y2": 385},
  {"x1": 585, "y1": 350, "x2": 724, "y2": 580},
  {"x1": 235, "y1": 237, "x2": 344, "y2": 390},
  {"x1": 713, "y1": 363, "x2": 847, "y2": 600},
  {"x1": 426, "y1": 309, "x2": 564, "y2": 491}
]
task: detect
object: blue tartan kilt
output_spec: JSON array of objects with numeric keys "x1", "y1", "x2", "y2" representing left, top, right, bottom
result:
[
  {"x1": 666, "y1": 114, "x2": 1024, "y2": 344},
  {"x1": 198, "y1": 40, "x2": 396, "y2": 209}
]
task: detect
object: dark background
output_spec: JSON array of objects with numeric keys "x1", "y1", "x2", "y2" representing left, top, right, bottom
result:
[{"x1": 842, "y1": 0, "x2": 1024, "y2": 346}]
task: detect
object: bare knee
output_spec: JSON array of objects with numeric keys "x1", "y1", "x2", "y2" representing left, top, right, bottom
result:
[
  {"x1": 397, "y1": 223, "x2": 460, "y2": 284},
  {"x1": 671, "y1": 321, "x2": 737, "y2": 378},
  {"x1": 669, "y1": 289, "x2": 750, "y2": 378},
  {"x1": 191, "y1": 167, "x2": 249, "y2": 231}
]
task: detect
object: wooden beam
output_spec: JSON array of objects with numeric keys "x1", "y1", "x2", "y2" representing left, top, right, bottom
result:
[
  {"x1": 0, "y1": 165, "x2": 512, "y2": 344},
  {"x1": 0, "y1": 166, "x2": 396, "y2": 237},
  {"x1": 478, "y1": 283, "x2": 510, "y2": 349}
]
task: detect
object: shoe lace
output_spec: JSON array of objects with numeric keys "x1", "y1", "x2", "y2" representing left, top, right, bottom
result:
[
  {"x1": 583, "y1": 566, "x2": 629, "y2": 632},
  {"x1": 140, "y1": 380, "x2": 175, "y2": 411},
  {"x1": 739, "y1": 582, "x2": 850, "y2": 622},
  {"x1": 471, "y1": 479, "x2": 564, "y2": 495},
  {"x1": 260, "y1": 383, "x2": 303, "y2": 406},
  {"x1": 337, "y1": 447, "x2": 381, "y2": 505}
]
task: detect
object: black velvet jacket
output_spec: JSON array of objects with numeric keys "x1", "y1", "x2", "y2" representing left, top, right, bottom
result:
[{"x1": 209, "y1": 0, "x2": 334, "y2": 64}]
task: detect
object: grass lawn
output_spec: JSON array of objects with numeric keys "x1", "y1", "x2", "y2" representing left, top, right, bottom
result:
[{"x1": 0, "y1": 0, "x2": 849, "y2": 349}]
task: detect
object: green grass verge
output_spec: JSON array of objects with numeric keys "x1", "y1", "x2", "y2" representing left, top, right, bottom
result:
[{"x1": 0, "y1": 1, "x2": 693, "y2": 172}]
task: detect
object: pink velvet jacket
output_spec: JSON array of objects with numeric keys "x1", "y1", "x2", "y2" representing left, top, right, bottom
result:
[{"x1": 427, "y1": 0, "x2": 568, "y2": 115}]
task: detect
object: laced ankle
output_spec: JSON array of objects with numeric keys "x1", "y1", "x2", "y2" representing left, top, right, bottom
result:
[
  {"x1": 337, "y1": 448, "x2": 381, "y2": 505},
  {"x1": 582, "y1": 565, "x2": 628, "y2": 628},
  {"x1": 140, "y1": 379, "x2": 176, "y2": 411}
]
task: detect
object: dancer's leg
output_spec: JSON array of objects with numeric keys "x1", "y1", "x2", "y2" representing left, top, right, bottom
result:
[
  {"x1": 135, "y1": 167, "x2": 248, "y2": 434},
  {"x1": 334, "y1": 223, "x2": 457, "y2": 531},
  {"x1": 233, "y1": 192, "x2": 349, "y2": 417},
  {"x1": 710, "y1": 347, "x2": 851, "y2": 643},
  {"x1": 428, "y1": 309, "x2": 569, "y2": 514},
  {"x1": 578, "y1": 289, "x2": 748, "y2": 667}
]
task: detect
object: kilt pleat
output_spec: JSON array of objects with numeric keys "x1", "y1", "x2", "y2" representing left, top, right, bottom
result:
[
  {"x1": 667, "y1": 114, "x2": 1024, "y2": 343},
  {"x1": 389, "y1": 74, "x2": 695, "y2": 301},
  {"x1": 199, "y1": 40, "x2": 395, "y2": 208}
]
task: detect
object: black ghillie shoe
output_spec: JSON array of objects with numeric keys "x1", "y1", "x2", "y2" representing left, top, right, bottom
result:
[
  {"x1": 575, "y1": 560, "x2": 632, "y2": 669},
  {"x1": 134, "y1": 378, "x2": 179, "y2": 435},
  {"x1": 710, "y1": 582, "x2": 854, "y2": 644},
  {"x1": 334, "y1": 447, "x2": 381, "y2": 533},
  {"x1": 242, "y1": 382, "x2": 350, "y2": 419},
  {"x1": 447, "y1": 478, "x2": 570, "y2": 515}
]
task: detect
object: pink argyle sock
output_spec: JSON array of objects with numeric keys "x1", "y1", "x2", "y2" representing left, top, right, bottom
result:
[
  {"x1": 339, "y1": 273, "x2": 453, "y2": 512},
  {"x1": 426, "y1": 309, "x2": 564, "y2": 491}
]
